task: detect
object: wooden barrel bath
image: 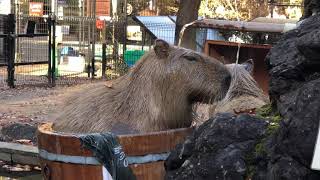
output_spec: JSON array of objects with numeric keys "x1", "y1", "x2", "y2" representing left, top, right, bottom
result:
[{"x1": 37, "y1": 123, "x2": 192, "y2": 180}]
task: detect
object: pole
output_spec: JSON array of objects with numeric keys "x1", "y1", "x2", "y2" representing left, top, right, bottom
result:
[
  {"x1": 269, "y1": 0, "x2": 275, "y2": 18},
  {"x1": 81, "y1": 0, "x2": 84, "y2": 52},
  {"x1": 7, "y1": 14, "x2": 15, "y2": 88},
  {"x1": 102, "y1": 43, "x2": 107, "y2": 79},
  {"x1": 91, "y1": 0, "x2": 96, "y2": 78},
  {"x1": 78, "y1": 0, "x2": 82, "y2": 52},
  {"x1": 123, "y1": 0, "x2": 127, "y2": 55},
  {"x1": 87, "y1": 0, "x2": 91, "y2": 78},
  {"x1": 14, "y1": 0, "x2": 20, "y2": 63},
  {"x1": 48, "y1": 15, "x2": 52, "y2": 86},
  {"x1": 52, "y1": 15, "x2": 56, "y2": 87},
  {"x1": 111, "y1": 0, "x2": 118, "y2": 75}
]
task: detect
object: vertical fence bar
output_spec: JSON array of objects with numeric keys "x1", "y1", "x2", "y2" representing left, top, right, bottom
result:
[
  {"x1": 7, "y1": 14, "x2": 15, "y2": 88},
  {"x1": 52, "y1": 16, "x2": 56, "y2": 87},
  {"x1": 87, "y1": 0, "x2": 92, "y2": 78},
  {"x1": 14, "y1": 0, "x2": 20, "y2": 62},
  {"x1": 123, "y1": 0, "x2": 127, "y2": 54},
  {"x1": 102, "y1": 43, "x2": 107, "y2": 79},
  {"x1": 91, "y1": 0, "x2": 96, "y2": 78},
  {"x1": 48, "y1": 15, "x2": 52, "y2": 86}
]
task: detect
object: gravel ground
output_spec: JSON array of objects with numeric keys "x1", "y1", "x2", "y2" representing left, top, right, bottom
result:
[
  {"x1": 0, "y1": 81, "x2": 103, "y2": 142},
  {"x1": 0, "y1": 82, "x2": 107, "y2": 177}
]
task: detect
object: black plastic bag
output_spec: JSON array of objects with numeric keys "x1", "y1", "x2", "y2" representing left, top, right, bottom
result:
[{"x1": 79, "y1": 133, "x2": 136, "y2": 180}]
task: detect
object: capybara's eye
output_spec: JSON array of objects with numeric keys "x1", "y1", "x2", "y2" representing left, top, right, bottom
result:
[{"x1": 184, "y1": 55, "x2": 197, "y2": 62}]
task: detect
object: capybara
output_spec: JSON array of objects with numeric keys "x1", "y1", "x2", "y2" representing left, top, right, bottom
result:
[
  {"x1": 194, "y1": 59, "x2": 269, "y2": 125},
  {"x1": 54, "y1": 39, "x2": 231, "y2": 134}
]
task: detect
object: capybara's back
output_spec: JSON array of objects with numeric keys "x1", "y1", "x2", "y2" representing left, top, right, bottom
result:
[{"x1": 54, "y1": 39, "x2": 231, "y2": 134}]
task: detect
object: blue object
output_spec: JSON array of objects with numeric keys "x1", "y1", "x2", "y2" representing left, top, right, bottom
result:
[
  {"x1": 135, "y1": 16, "x2": 176, "y2": 44},
  {"x1": 60, "y1": 46, "x2": 78, "y2": 56},
  {"x1": 134, "y1": 16, "x2": 225, "y2": 52}
]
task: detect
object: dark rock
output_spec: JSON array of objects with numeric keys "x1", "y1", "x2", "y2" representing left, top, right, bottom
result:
[
  {"x1": 258, "y1": 13, "x2": 320, "y2": 180},
  {"x1": 266, "y1": 156, "x2": 310, "y2": 180},
  {"x1": 165, "y1": 113, "x2": 268, "y2": 180},
  {"x1": 275, "y1": 79, "x2": 320, "y2": 166},
  {"x1": 0, "y1": 123, "x2": 37, "y2": 144},
  {"x1": 257, "y1": 78, "x2": 320, "y2": 180},
  {"x1": 165, "y1": 136, "x2": 195, "y2": 171},
  {"x1": 266, "y1": 14, "x2": 320, "y2": 114},
  {"x1": 297, "y1": 29, "x2": 320, "y2": 62}
]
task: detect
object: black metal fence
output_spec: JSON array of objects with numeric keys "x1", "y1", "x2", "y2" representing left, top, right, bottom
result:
[
  {"x1": 0, "y1": 13, "x2": 53, "y2": 88},
  {"x1": 0, "y1": 0, "x2": 289, "y2": 88},
  {"x1": 0, "y1": 14, "x2": 13, "y2": 87},
  {"x1": 0, "y1": 0, "x2": 180, "y2": 88}
]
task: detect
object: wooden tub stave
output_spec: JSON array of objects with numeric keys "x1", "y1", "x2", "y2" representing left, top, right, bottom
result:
[{"x1": 37, "y1": 123, "x2": 192, "y2": 180}]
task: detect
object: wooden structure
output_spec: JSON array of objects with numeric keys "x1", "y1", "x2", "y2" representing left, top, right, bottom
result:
[
  {"x1": 187, "y1": 18, "x2": 297, "y2": 93},
  {"x1": 250, "y1": 17, "x2": 298, "y2": 24},
  {"x1": 189, "y1": 19, "x2": 296, "y2": 33},
  {"x1": 0, "y1": 141, "x2": 39, "y2": 166},
  {"x1": 86, "y1": 0, "x2": 111, "y2": 17},
  {"x1": 204, "y1": 40, "x2": 272, "y2": 93},
  {"x1": 37, "y1": 123, "x2": 192, "y2": 180}
]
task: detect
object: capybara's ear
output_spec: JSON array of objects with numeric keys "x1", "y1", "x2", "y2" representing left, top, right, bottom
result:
[
  {"x1": 154, "y1": 39, "x2": 169, "y2": 59},
  {"x1": 242, "y1": 59, "x2": 254, "y2": 74}
]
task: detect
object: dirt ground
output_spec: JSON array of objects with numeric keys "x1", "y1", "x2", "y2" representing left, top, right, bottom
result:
[
  {"x1": 0, "y1": 82, "x2": 102, "y2": 177},
  {"x1": 0, "y1": 81, "x2": 102, "y2": 130}
]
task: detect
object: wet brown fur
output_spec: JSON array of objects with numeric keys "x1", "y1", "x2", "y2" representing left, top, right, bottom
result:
[{"x1": 54, "y1": 40, "x2": 231, "y2": 134}]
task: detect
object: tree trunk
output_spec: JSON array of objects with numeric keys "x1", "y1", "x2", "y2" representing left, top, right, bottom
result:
[
  {"x1": 174, "y1": 0, "x2": 201, "y2": 50},
  {"x1": 301, "y1": 0, "x2": 320, "y2": 19}
]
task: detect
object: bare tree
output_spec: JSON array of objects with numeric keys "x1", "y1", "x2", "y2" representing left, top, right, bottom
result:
[
  {"x1": 302, "y1": 0, "x2": 320, "y2": 19},
  {"x1": 174, "y1": 0, "x2": 202, "y2": 50}
]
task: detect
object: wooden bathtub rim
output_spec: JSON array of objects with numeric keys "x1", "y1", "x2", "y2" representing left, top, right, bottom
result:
[{"x1": 37, "y1": 123, "x2": 193, "y2": 157}]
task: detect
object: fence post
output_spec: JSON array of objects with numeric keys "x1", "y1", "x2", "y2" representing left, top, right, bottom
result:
[
  {"x1": 7, "y1": 14, "x2": 15, "y2": 88},
  {"x1": 51, "y1": 16, "x2": 56, "y2": 87},
  {"x1": 102, "y1": 43, "x2": 107, "y2": 79},
  {"x1": 48, "y1": 14, "x2": 56, "y2": 87},
  {"x1": 123, "y1": 0, "x2": 127, "y2": 54},
  {"x1": 48, "y1": 15, "x2": 52, "y2": 86},
  {"x1": 91, "y1": 0, "x2": 96, "y2": 78}
]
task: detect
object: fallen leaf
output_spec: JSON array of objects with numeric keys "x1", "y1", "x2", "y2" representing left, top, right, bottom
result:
[{"x1": 104, "y1": 82, "x2": 113, "y2": 88}]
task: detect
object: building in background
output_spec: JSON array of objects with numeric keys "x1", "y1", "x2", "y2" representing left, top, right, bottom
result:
[
  {"x1": 0, "y1": 0, "x2": 11, "y2": 15},
  {"x1": 86, "y1": 0, "x2": 111, "y2": 17}
]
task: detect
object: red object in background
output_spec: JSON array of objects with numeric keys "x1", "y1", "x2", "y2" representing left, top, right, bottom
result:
[
  {"x1": 96, "y1": 19, "x2": 105, "y2": 30},
  {"x1": 29, "y1": 2, "x2": 44, "y2": 17},
  {"x1": 86, "y1": 0, "x2": 110, "y2": 17}
]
